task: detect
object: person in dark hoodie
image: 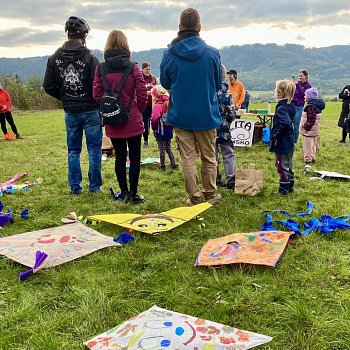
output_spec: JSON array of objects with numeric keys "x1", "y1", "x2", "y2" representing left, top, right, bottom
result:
[
  {"x1": 337, "y1": 84, "x2": 350, "y2": 143},
  {"x1": 93, "y1": 30, "x2": 147, "y2": 204},
  {"x1": 269, "y1": 80, "x2": 296, "y2": 195},
  {"x1": 299, "y1": 87, "x2": 325, "y2": 164},
  {"x1": 43, "y1": 16, "x2": 102, "y2": 195},
  {"x1": 160, "y1": 8, "x2": 222, "y2": 206}
]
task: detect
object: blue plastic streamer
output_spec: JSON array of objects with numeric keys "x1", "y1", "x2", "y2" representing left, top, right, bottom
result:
[
  {"x1": 262, "y1": 211, "x2": 350, "y2": 236},
  {"x1": 261, "y1": 201, "x2": 314, "y2": 217}
]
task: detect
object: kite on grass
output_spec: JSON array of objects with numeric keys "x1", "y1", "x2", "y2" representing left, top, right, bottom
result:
[
  {"x1": 196, "y1": 230, "x2": 291, "y2": 267},
  {"x1": 85, "y1": 305, "x2": 272, "y2": 350},
  {"x1": 88, "y1": 203, "x2": 212, "y2": 235},
  {"x1": 0, "y1": 221, "x2": 121, "y2": 280},
  {"x1": 314, "y1": 170, "x2": 350, "y2": 181},
  {"x1": 0, "y1": 172, "x2": 43, "y2": 196}
]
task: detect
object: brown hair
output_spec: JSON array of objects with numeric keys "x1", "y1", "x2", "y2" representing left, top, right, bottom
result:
[
  {"x1": 299, "y1": 69, "x2": 309, "y2": 79},
  {"x1": 142, "y1": 62, "x2": 151, "y2": 69},
  {"x1": 179, "y1": 8, "x2": 200, "y2": 30},
  {"x1": 276, "y1": 80, "x2": 296, "y2": 103},
  {"x1": 104, "y1": 30, "x2": 130, "y2": 57}
]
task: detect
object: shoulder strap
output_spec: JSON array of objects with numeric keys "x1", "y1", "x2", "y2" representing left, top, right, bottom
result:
[
  {"x1": 98, "y1": 63, "x2": 111, "y2": 93},
  {"x1": 115, "y1": 62, "x2": 135, "y2": 94}
]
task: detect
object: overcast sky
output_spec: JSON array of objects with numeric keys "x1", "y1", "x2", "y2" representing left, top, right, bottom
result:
[{"x1": 1, "y1": 0, "x2": 350, "y2": 58}]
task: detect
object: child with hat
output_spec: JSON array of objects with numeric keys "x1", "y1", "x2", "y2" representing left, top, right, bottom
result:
[{"x1": 299, "y1": 87, "x2": 325, "y2": 164}]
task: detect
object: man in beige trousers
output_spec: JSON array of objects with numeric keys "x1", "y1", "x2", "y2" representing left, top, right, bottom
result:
[{"x1": 160, "y1": 8, "x2": 222, "y2": 205}]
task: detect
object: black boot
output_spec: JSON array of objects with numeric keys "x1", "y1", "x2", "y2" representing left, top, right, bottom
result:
[
  {"x1": 278, "y1": 181, "x2": 290, "y2": 195},
  {"x1": 128, "y1": 192, "x2": 145, "y2": 204},
  {"x1": 289, "y1": 179, "x2": 294, "y2": 193}
]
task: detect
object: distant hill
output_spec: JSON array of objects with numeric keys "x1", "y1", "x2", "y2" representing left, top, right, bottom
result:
[{"x1": 1, "y1": 43, "x2": 349, "y2": 94}]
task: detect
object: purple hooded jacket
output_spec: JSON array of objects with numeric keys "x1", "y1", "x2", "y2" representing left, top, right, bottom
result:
[{"x1": 292, "y1": 80, "x2": 312, "y2": 107}]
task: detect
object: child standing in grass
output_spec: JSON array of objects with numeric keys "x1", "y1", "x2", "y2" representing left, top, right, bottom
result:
[
  {"x1": 299, "y1": 87, "x2": 325, "y2": 164},
  {"x1": 216, "y1": 64, "x2": 236, "y2": 190},
  {"x1": 269, "y1": 80, "x2": 296, "y2": 195},
  {"x1": 151, "y1": 85, "x2": 178, "y2": 171}
]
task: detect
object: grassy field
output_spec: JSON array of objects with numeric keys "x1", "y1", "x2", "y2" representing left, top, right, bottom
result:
[{"x1": 1, "y1": 102, "x2": 350, "y2": 350}]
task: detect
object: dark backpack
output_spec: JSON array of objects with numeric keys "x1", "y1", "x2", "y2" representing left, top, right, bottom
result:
[{"x1": 98, "y1": 62, "x2": 135, "y2": 125}]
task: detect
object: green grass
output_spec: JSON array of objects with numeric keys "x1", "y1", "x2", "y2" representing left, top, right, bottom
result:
[{"x1": 1, "y1": 103, "x2": 350, "y2": 350}]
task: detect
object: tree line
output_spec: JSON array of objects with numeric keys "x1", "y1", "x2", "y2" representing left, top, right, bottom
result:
[{"x1": 0, "y1": 74, "x2": 61, "y2": 111}]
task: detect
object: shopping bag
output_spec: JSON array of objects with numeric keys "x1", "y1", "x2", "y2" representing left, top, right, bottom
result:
[{"x1": 234, "y1": 163, "x2": 263, "y2": 196}]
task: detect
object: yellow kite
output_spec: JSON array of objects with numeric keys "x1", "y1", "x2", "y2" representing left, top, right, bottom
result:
[{"x1": 88, "y1": 203, "x2": 212, "y2": 234}]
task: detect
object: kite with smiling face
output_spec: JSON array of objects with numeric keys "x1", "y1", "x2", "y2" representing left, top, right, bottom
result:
[
  {"x1": 88, "y1": 203, "x2": 212, "y2": 234},
  {"x1": 85, "y1": 305, "x2": 272, "y2": 349}
]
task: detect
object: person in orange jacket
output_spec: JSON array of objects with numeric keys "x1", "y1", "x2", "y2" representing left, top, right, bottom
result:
[
  {"x1": 0, "y1": 84, "x2": 22, "y2": 139},
  {"x1": 227, "y1": 69, "x2": 245, "y2": 110}
]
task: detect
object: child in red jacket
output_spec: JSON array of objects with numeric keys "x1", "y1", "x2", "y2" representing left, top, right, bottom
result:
[{"x1": 0, "y1": 85, "x2": 22, "y2": 139}]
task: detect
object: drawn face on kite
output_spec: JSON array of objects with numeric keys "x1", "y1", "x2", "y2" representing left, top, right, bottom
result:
[
  {"x1": 30, "y1": 231, "x2": 97, "y2": 247},
  {"x1": 129, "y1": 215, "x2": 174, "y2": 231},
  {"x1": 137, "y1": 319, "x2": 200, "y2": 348}
]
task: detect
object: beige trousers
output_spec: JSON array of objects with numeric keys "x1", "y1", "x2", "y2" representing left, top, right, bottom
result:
[
  {"x1": 302, "y1": 135, "x2": 318, "y2": 162},
  {"x1": 174, "y1": 128, "x2": 217, "y2": 203}
]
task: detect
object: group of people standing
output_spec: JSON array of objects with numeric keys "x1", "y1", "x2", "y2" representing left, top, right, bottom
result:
[
  {"x1": 42, "y1": 15, "x2": 179, "y2": 203},
  {"x1": 41, "y1": 8, "x2": 343, "y2": 202}
]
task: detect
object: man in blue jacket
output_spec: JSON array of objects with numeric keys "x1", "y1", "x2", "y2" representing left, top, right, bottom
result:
[{"x1": 160, "y1": 8, "x2": 222, "y2": 205}]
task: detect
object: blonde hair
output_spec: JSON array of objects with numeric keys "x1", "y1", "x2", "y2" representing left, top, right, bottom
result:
[
  {"x1": 152, "y1": 84, "x2": 168, "y2": 97},
  {"x1": 221, "y1": 64, "x2": 227, "y2": 82},
  {"x1": 276, "y1": 80, "x2": 296, "y2": 103},
  {"x1": 104, "y1": 30, "x2": 130, "y2": 57}
]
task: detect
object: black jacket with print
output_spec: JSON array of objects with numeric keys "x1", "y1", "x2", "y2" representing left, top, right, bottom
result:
[{"x1": 43, "y1": 40, "x2": 99, "y2": 112}]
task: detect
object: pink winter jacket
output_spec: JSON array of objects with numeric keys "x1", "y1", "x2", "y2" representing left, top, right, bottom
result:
[
  {"x1": 93, "y1": 61, "x2": 147, "y2": 139},
  {"x1": 299, "y1": 106, "x2": 321, "y2": 137},
  {"x1": 151, "y1": 95, "x2": 169, "y2": 130}
]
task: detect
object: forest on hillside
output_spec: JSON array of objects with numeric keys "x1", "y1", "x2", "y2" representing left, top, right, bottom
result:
[{"x1": 1, "y1": 43, "x2": 349, "y2": 109}]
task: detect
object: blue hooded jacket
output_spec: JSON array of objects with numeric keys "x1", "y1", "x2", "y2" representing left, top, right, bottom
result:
[
  {"x1": 269, "y1": 99, "x2": 296, "y2": 154},
  {"x1": 160, "y1": 36, "x2": 221, "y2": 130}
]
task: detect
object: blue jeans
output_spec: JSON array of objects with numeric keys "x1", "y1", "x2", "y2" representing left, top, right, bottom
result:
[
  {"x1": 64, "y1": 110, "x2": 102, "y2": 193},
  {"x1": 292, "y1": 106, "x2": 303, "y2": 142}
]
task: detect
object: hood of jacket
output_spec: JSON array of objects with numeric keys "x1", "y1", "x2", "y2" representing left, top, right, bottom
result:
[
  {"x1": 55, "y1": 40, "x2": 91, "y2": 62},
  {"x1": 305, "y1": 98, "x2": 325, "y2": 113},
  {"x1": 169, "y1": 36, "x2": 206, "y2": 61},
  {"x1": 155, "y1": 95, "x2": 169, "y2": 105},
  {"x1": 276, "y1": 98, "x2": 296, "y2": 116},
  {"x1": 104, "y1": 49, "x2": 130, "y2": 70}
]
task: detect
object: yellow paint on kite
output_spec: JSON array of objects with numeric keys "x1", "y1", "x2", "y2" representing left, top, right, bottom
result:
[{"x1": 88, "y1": 203, "x2": 212, "y2": 234}]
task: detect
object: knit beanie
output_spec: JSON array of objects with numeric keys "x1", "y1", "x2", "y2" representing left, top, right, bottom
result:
[{"x1": 305, "y1": 87, "x2": 318, "y2": 100}]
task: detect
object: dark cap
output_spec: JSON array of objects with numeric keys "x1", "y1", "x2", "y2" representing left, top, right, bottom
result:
[{"x1": 227, "y1": 69, "x2": 237, "y2": 75}]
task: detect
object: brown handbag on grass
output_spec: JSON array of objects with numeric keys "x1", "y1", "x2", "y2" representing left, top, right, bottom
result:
[{"x1": 234, "y1": 163, "x2": 263, "y2": 196}]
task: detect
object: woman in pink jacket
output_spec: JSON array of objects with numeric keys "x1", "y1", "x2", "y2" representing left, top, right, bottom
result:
[
  {"x1": 0, "y1": 84, "x2": 22, "y2": 139},
  {"x1": 93, "y1": 30, "x2": 147, "y2": 203}
]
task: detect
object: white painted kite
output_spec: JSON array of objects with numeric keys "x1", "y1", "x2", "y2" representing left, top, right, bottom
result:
[
  {"x1": 85, "y1": 305, "x2": 272, "y2": 349},
  {"x1": 0, "y1": 221, "x2": 120, "y2": 280}
]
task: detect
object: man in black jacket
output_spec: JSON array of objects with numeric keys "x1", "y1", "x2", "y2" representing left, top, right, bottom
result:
[{"x1": 43, "y1": 16, "x2": 102, "y2": 194}]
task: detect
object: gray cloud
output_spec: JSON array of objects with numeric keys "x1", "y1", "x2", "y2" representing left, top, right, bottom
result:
[
  {"x1": 0, "y1": 0, "x2": 350, "y2": 48},
  {"x1": 295, "y1": 34, "x2": 306, "y2": 41}
]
